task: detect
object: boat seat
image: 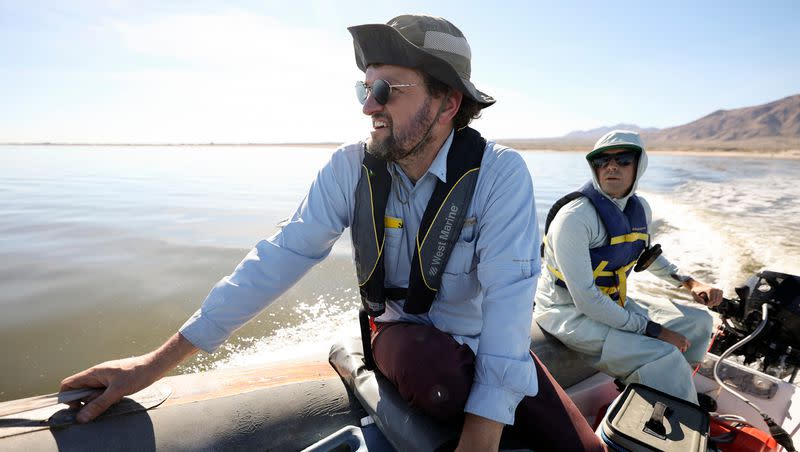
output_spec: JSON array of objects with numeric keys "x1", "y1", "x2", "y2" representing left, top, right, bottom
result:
[
  {"x1": 329, "y1": 336, "x2": 461, "y2": 451},
  {"x1": 529, "y1": 321, "x2": 599, "y2": 389}
]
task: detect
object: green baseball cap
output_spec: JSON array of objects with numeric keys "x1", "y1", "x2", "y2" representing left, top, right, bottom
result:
[{"x1": 348, "y1": 14, "x2": 495, "y2": 108}]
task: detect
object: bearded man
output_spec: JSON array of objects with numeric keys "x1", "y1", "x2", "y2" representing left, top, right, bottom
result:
[{"x1": 62, "y1": 15, "x2": 603, "y2": 451}]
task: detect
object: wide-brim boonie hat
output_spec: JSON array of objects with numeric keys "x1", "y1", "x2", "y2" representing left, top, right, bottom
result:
[
  {"x1": 348, "y1": 14, "x2": 495, "y2": 108},
  {"x1": 587, "y1": 130, "x2": 646, "y2": 160}
]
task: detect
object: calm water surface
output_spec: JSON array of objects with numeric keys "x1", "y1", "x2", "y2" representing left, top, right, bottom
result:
[{"x1": 1, "y1": 145, "x2": 798, "y2": 401}]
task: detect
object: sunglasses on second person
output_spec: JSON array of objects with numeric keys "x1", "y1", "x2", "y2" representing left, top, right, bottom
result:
[
  {"x1": 355, "y1": 79, "x2": 418, "y2": 105},
  {"x1": 589, "y1": 150, "x2": 640, "y2": 169}
]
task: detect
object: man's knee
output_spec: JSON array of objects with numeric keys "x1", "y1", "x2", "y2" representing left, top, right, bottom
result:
[
  {"x1": 401, "y1": 341, "x2": 474, "y2": 420},
  {"x1": 414, "y1": 374, "x2": 473, "y2": 421},
  {"x1": 629, "y1": 347, "x2": 693, "y2": 384},
  {"x1": 700, "y1": 308, "x2": 714, "y2": 333},
  {"x1": 679, "y1": 304, "x2": 715, "y2": 333},
  {"x1": 372, "y1": 323, "x2": 475, "y2": 421},
  {"x1": 688, "y1": 307, "x2": 715, "y2": 342}
]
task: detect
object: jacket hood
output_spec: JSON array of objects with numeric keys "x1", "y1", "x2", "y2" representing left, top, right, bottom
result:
[{"x1": 588, "y1": 130, "x2": 648, "y2": 209}]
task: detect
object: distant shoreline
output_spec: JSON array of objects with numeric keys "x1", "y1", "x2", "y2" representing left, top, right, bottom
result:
[
  {"x1": 640, "y1": 148, "x2": 799, "y2": 159},
  {"x1": 3, "y1": 141, "x2": 799, "y2": 159},
  {"x1": 506, "y1": 142, "x2": 800, "y2": 160},
  {"x1": 0, "y1": 142, "x2": 341, "y2": 148}
]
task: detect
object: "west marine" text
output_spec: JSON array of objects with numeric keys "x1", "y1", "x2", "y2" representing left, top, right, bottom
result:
[{"x1": 429, "y1": 204, "x2": 459, "y2": 276}]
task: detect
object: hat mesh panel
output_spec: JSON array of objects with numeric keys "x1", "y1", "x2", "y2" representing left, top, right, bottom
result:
[{"x1": 423, "y1": 31, "x2": 471, "y2": 59}]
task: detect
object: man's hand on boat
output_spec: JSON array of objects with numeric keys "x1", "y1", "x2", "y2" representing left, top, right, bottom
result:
[
  {"x1": 657, "y1": 327, "x2": 691, "y2": 353},
  {"x1": 59, "y1": 332, "x2": 198, "y2": 423}
]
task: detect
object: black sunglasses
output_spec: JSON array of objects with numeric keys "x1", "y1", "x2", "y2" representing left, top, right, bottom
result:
[
  {"x1": 355, "y1": 79, "x2": 418, "y2": 105},
  {"x1": 589, "y1": 150, "x2": 639, "y2": 169}
]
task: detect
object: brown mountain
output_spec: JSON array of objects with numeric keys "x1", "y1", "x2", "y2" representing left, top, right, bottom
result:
[
  {"x1": 641, "y1": 94, "x2": 800, "y2": 151},
  {"x1": 563, "y1": 123, "x2": 659, "y2": 140},
  {"x1": 506, "y1": 94, "x2": 800, "y2": 152}
]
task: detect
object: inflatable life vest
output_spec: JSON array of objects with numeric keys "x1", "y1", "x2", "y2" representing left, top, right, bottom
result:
[
  {"x1": 543, "y1": 181, "x2": 648, "y2": 306},
  {"x1": 351, "y1": 127, "x2": 486, "y2": 317}
]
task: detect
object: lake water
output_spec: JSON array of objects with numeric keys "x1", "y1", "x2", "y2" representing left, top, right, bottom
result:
[{"x1": 1, "y1": 144, "x2": 798, "y2": 401}]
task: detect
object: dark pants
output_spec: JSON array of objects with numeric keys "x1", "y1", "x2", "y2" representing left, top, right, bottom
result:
[{"x1": 372, "y1": 322, "x2": 605, "y2": 452}]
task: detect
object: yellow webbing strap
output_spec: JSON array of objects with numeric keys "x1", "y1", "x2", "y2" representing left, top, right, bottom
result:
[
  {"x1": 547, "y1": 264, "x2": 565, "y2": 281},
  {"x1": 609, "y1": 232, "x2": 649, "y2": 245},
  {"x1": 550, "y1": 261, "x2": 612, "y2": 281},
  {"x1": 593, "y1": 260, "x2": 613, "y2": 278},
  {"x1": 613, "y1": 260, "x2": 638, "y2": 307},
  {"x1": 549, "y1": 259, "x2": 638, "y2": 308}
]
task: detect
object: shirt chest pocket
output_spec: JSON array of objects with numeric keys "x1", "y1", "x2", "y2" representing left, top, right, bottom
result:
[
  {"x1": 443, "y1": 218, "x2": 477, "y2": 275},
  {"x1": 383, "y1": 224, "x2": 404, "y2": 281}
]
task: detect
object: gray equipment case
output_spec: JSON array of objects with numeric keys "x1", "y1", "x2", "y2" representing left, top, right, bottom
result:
[{"x1": 599, "y1": 383, "x2": 709, "y2": 452}]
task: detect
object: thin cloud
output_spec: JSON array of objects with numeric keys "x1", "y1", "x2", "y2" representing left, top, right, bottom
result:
[
  {"x1": 84, "y1": 11, "x2": 367, "y2": 143},
  {"x1": 110, "y1": 11, "x2": 345, "y2": 70}
]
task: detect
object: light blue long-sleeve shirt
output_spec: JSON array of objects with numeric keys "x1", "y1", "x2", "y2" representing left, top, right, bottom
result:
[{"x1": 180, "y1": 130, "x2": 541, "y2": 425}]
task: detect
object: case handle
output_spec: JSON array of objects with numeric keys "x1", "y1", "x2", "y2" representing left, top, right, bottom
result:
[{"x1": 643, "y1": 401, "x2": 671, "y2": 440}]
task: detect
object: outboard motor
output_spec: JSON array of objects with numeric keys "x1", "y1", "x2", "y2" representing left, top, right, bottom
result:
[{"x1": 710, "y1": 270, "x2": 800, "y2": 381}]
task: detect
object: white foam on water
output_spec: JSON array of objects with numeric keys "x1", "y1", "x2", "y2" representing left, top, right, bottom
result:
[
  {"x1": 634, "y1": 174, "x2": 800, "y2": 298},
  {"x1": 196, "y1": 168, "x2": 800, "y2": 371},
  {"x1": 639, "y1": 190, "x2": 746, "y2": 291},
  {"x1": 190, "y1": 291, "x2": 361, "y2": 372}
]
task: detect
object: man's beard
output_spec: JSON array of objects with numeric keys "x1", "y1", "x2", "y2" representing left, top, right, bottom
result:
[{"x1": 366, "y1": 96, "x2": 436, "y2": 162}]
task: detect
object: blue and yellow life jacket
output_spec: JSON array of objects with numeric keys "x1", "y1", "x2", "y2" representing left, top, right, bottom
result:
[{"x1": 544, "y1": 181, "x2": 648, "y2": 307}]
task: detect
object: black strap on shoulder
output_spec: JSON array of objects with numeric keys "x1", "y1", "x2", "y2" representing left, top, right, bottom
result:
[
  {"x1": 404, "y1": 127, "x2": 486, "y2": 314},
  {"x1": 540, "y1": 191, "x2": 584, "y2": 257},
  {"x1": 358, "y1": 151, "x2": 392, "y2": 315}
]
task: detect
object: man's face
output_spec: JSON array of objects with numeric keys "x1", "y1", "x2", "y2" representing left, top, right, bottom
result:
[
  {"x1": 593, "y1": 148, "x2": 638, "y2": 198},
  {"x1": 362, "y1": 64, "x2": 440, "y2": 162}
]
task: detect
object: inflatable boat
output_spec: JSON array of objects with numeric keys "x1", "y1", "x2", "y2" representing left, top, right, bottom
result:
[{"x1": 1, "y1": 270, "x2": 798, "y2": 451}]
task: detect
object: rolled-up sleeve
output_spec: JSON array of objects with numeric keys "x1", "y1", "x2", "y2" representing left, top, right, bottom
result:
[
  {"x1": 180, "y1": 145, "x2": 359, "y2": 352},
  {"x1": 463, "y1": 148, "x2": 540, "y2": 425}
]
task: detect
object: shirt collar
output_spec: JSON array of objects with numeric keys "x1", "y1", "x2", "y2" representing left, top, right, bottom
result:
[{"x1": 427, "y1": 129, "x2": 454, "y2": 183}]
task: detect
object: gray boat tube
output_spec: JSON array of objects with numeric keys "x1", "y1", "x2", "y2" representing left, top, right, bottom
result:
[{"x1": 1, "y1": 362, "x2": 366, "y2": 451}]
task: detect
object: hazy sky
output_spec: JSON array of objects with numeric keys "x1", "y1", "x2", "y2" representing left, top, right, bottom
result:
[{"x1": 1, "y1": 0, "x2": 798, "y2": 143}]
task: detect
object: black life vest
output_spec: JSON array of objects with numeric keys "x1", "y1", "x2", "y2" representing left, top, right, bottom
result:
[{"x1": 351, "y1": 127, "x2": 486, "y2": 316}]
